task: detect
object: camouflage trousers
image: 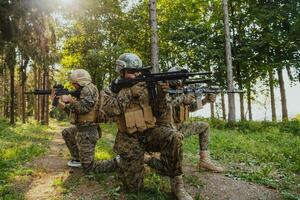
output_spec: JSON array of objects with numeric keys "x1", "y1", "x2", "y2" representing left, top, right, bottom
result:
[
  {"x1": 62, "y1": 125, "x2": 117, "y2": 173},
  {"x1": 113, "y1": 124, "x2": 183, "y2": 192},
  {"x1": 177, "y1": 121, "x2": 210, "y2": 151}
]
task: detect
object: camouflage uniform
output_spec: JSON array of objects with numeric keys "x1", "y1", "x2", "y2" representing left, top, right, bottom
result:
[
  {"x1": 103, "y1": 83, "x2": 183, "y2": 192},
  {"x1": 172, "y1": 94, "x2": 210, "y2": 151},
  {"x1": 170, "y1": 92, "x2": 224, "y2": 173},
  {"x1": 61, "y1": 69, "x2": 118, "y2": 173}
]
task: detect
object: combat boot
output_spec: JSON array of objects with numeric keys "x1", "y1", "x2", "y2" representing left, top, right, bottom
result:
[
  {"x1": 170, "y1": 175, "x2": 193, "y2": 200},
  {"x1": 144, "y1": 152, "x2": 161, "y2": 164},
  {"x1": 198, "y1": 150, "x2": 224, "y2": 173}
]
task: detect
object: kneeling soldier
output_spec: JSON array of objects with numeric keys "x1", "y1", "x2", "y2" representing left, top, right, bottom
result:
[
  {"x1": 52, "y1": 69, "x2": 118, "y2": 173},
  {"x1": 169, "y1": 66, "x2": 224, "y2": 172},
  {"x1": 103, "y1": 53, "x2": 193, "y2": 200}
]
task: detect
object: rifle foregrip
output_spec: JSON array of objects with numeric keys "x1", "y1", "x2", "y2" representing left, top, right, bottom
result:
[{"x1": 52, "y1": 97, "x2": 59, "y2": 107}]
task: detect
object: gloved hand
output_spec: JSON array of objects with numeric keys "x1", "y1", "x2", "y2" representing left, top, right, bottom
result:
[
  {"x1": 61, "y1": 95, "x2": 75, "y2": 103},
  {"x1": 183, "y1": 93, "x2": 195, "y2": 105},
  {"x1": 203, "y1": 94, "x2": 216, "y2": 103},
  {"x1": 50, "y1": 89, "x2": 56, "y2": 101},
  {"x1": 158, "y1": 81, "x2": 169, "y2": 92},
  {"x1": 131, "y1": 82, "x2": 146, "y2": 97},
  {"x1": 57, "y1": 100, "x2": 66, "y2": 110}
]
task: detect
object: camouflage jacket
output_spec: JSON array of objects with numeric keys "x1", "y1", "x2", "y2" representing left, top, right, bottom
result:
[
  {"x1": 66, "y1": 82, "x2": 99, "y2": 126},
  {"x1": 168, "y1": 94, "x2": 199, "y2": 127}
]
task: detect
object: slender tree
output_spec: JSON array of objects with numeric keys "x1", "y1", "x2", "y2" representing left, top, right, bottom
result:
[
  {"x1": 222, "y1": 0, "x2": 236, "y2": 121},
  {"x1": 149, "y1": 0, "x2": 159, "y2": 72}
]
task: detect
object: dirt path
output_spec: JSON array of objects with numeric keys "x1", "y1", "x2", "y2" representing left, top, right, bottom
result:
[
  {"x1": 20, "y1": 126, "x2": 282, "y2": 200},
  {"x1": 23, "y1": 125, "x2": 104, "y2": 200},
  {"x1": 183, "y1": 166, "x2": 281, "y2": 200}
]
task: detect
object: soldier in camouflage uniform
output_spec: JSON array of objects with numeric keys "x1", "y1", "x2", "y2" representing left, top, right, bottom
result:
[
  {"x1": 168, "y1": 66, "x2": 224, "y2": 172},
  {"x1": 52, "y1": 69, "x2": 118, "y2": 173},
  {"x1": 103, "y1": 53, "x2": 193, "y2": 200}
]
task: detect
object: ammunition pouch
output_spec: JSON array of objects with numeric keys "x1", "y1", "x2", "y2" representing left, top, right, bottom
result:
[
  {"x1": 117, "y1": 105, "x2": 156, "y2": 134},
  {"x1": 179, "y1": 105, "x2": 189, "y2": 122}
]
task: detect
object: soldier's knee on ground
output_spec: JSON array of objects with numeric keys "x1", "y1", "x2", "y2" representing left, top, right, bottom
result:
[{"x1": 117, "y1": 154, "x2": 145, "y2": 192}]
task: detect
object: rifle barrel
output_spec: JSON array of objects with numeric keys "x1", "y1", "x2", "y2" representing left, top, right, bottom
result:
[
  {"x1": 183, "y1": 79, "x2": 212, "y2": 85},
  {"x1": 188, "y1": 72, "x2": 212, "y2": 76}
]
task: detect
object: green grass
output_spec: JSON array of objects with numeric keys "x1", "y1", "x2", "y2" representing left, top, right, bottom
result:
[
  {"x1": 2, "y1": 117, "x2": 299, "y2": 200},
  {"x1": 0, "y1": 118, "x2": 53, "y2": 200},
  {"x1": 183, "y1": 121, "x2": 300, "y2": 200},
  {"x1": 95, "y1": 120, "x2": 300, "y2": 199}
]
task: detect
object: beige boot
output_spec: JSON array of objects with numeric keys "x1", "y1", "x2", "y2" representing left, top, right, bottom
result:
[
  {"x1": 170, "y1": 175, "x2": 193, "y2": 200},
  {"x1": 199, "y1": 150, "x2": 224, "y2": 173},
  {"x1": 144, "y1": 152, "x2": 161, "y2": 164}
]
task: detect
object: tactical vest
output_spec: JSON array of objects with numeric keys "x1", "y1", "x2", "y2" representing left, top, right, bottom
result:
[
  {"x1": 173, "y1": 103, "x2": 189, "y2": 128},
  {"x1": 70, "y1": 84, "x2": 99, "y2": 124},
  {"x1": 116, "y1": 87, "x2": 156, "y2": 134}
]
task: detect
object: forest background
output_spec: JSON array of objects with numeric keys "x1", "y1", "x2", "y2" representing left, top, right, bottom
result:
[
  {"x1": 0, "y1": 1, "x2": 300, "y2": 199},
  {"x1": 1, "y1": 0, "x2": 300, "y2": 125}
]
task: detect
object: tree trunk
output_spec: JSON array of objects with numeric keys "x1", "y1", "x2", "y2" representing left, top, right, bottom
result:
[
  {"x1": 44, "y1": 68, "x2": 49, "y2": 125},
  {"x1": 236, "y1": 65, "x2": 245, "y2": 121},
  {"x1": 0, "y1": 76, "x2": 3, "y2": 118},
  {"x1": 7, "y1": 45, "x2": 16, "y2": 125},
  {"x1": 9, "y1": 65, "x2": 15, "y2": 125},
  {"x1": 247, "y1": 86, "x2": 252, "y2": 121},
  {"x1": 33, "y1": 66, "x2": 38, "y2": 120},
  {"x1": 221, "y1": 93, "x2": 226, "y2": 120},
  {"x1": 20, "y1": 58, "x2": 29, "y2": 123},
  {"x1": 0, "y1": 65, "x2": 4, "y2": 118},
  {"x1": 210, "y1": 102, "x2": 215, "y2": 119},
  {"x1": 41, "y1": 69, "x2": 45, "y2": 125},
  {"x1": 16, "y1": 82, "x2": 21, "y2": 121},
  {"x1": 3, "y1": 67, "x2": 9, "y2": 118},
  {"x1": 149, "y1": 0, "x2": 159, "y2": 73},
  {"x1": 268, "y1": 69, "x2": 276, "y2": 121},
  {"x1": 277, "y1": 68, "x2": 288, "y2": 121},
  {"x1": 230, "y1": 2, "x2": 244, "y2": 121},
  {"x1": 37, "y1": 68, "x2": 41, "y2": 122},
  {"x1": 223, "y1": 0, "x2": 235, "y2": 121}
]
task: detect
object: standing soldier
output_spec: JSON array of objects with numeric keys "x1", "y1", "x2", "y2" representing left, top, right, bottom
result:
[
  {"x1": 103, "y1": 53, "x2": 193, "y2": 200},
  {"x1": 52, "y1": 69, "x2": 118, "y2": 173},
  {"x1": 168, "y1": 66, "x2": 224, "y2": 172}
]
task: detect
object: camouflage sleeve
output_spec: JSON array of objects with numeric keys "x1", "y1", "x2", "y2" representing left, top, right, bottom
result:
[
  {"x1": 68, "y1": 85, "x2": 98, "y2": 114},
  {"x1": 157, "y1": 94, "x2": 171, "y2": 113},
  {"x1": 188, "y1": 99, "x2": 198, "y2": 112},
  {"x1": 171, "y1": 95, "x2": 185, "y2": 107},
  {"x1": 171, "y1": 94, "x2": 199, "y2": 112},
  {"x1": 102, "y1": 87, "x2": 133, "y2": 116}
]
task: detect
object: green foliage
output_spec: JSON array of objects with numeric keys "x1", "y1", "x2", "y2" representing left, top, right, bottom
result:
[
  {"x1": 0, "y1": 119, "x2": 52, "y2": 199},
  {"x1": 194, "y1": 117, "x2": 300, "y2": 136}
]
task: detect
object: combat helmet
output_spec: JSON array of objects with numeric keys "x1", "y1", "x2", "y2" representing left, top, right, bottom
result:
[
  {"x1": 70, "y1": 69, "x2": 92, "y2": 87},
  {"x1": 115, "y1": 53, "x2": 143, "y2": 73},
  {"x1": 168, "y1": 66, "x2": 183, "y2": 87}
]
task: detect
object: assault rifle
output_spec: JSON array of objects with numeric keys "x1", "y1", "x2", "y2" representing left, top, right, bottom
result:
[
  {"x1": 168, "y1": 86, "x2": 244, "y2": 96},
  {"x1": 110, "y1": 69, "x2": 212, "y2": 116},
  {"x1": 25, "y1": 84, "x2": 81, "y2": 106},
  {"x1": 168, "y1": 86, "x2": 244, "y2": 109}
]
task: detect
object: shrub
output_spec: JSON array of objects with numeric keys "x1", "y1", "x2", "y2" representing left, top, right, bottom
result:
[{"x1": 191, "y1": 117, "x2": 300, "y2": 136}]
